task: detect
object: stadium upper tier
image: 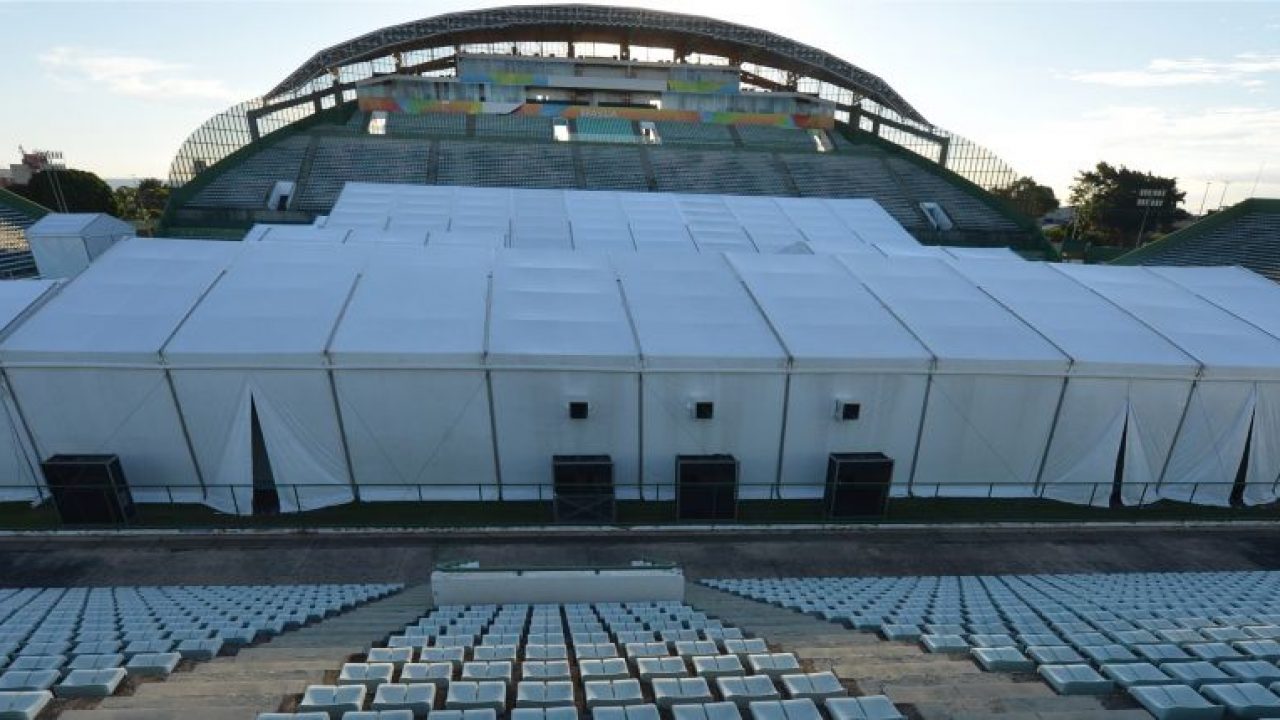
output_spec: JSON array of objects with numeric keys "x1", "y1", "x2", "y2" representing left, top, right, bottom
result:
[
  {"x1": 163, "y1": 4, "x2": 1039, "y2": 252},
  {"x1": 1116, "y1": 198, "x2": 1280, "y2": 283},
  {"x1": 167, "y1": 110, "x2": 1039, "y2": 253}
]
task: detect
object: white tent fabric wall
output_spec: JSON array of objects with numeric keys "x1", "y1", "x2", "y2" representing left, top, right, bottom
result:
[
  {"x1": 328, "y1": 248, "x2": 495, "y2": 501},
  {"x1": 1150, "y1": 266, "x2": 1280, "y2": 505},
  {"x1": 0, "y1": 241, "x2": 239, "y2": 504},
  {"x1": 950, "y1": 259, "x2": 1199, "y2": 507},
  {"x1": 1057, "y1": 264, "x2": 1280, "y2": 507},
  {"x1": 726, "y1": 253, "x2": 932, "y2": 499},
  {"x1": 163, "y1": 246, "x2": 360, "y2": 514},
  {"x1": 487, "y1": 251, "x2": 641, "y2": 500},
  {"x1": 613, "y1": 252, "x2": 788, "y2": 501},
  {"x1": 840, "y1": 255, "x2": 1071, "y2": 497},
  {"x1": 0, "y1": 280, "x2": 61, "y2": 501}
]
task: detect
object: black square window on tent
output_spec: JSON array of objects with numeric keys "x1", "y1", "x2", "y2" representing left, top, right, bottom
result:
[
  {"x1": 568, "y1": 401, "x2": 589, "y2": 420},
  {"x1": 841, "y1": 402, "x2": 862, "y2": 421},
  {"x1": 694, "y1": 401, "x2": 715, "y2": 420}
]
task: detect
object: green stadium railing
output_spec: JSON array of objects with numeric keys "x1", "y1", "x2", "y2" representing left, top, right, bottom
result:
[
  {"x1": 160, "y1": 103, "x2": 358, "y2": 235},
  {"x1": 833, "y1": 122, "x2": 1059, "y2": 261},
  {"x1": 0, "y1": 187, "x2": 51, "y2": 222},
  {"x1": 1112, "y1": 198, "x2": 1280, "y2": 266}
]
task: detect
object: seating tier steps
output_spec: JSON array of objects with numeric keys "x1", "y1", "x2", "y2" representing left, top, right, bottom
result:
[
  {"x1": 685, "y1": 584, "x2": 1132, "y2": 720},
  {"x1": 55, "y1": 584, "x2": 429, "y2": 720}
]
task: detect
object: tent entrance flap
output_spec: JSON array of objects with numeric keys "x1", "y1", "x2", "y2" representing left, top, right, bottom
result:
[
  {"x1": 175, "y1": 371, "x2": 354, "y2": 515},
  {"x1": 1159, "y1": 382, "x2": 1257, "y2": 508},
  {"x1": 250, "y1": 400, "x2": 280, "y2": 515}
]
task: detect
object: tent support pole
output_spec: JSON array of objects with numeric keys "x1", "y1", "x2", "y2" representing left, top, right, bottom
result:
[
  {"x1": 164, "y1": 368, "x2": 208, "y2": 496},
  {"x1": 773, "y1": 373, "x2": 792, "y2": 500},
  {"x1": 324, "y1": 275, "x2": 364, "y2": 503},
  {"x1": 1032, "y1": 375, "x2": 1072, "y2": 496},
  {"x1": 325, "y1": 367, "x2": 361, "y2": 502},
  {"x1": 483, "y1": 370, "x2": 503, "y2": 501},
  {"x1": 0, "y1": 370, "x2": 48, "y2": 502},
  {"x1": 906, "y1": 370, "x2": 934, "y2": 497},
  {"x1": 1155, "y1": 372, "x2": 1201, "y2": 494},
  {"x1": 636, "y1": 372, "x2": 645, "y2": 501},
  {"x1": 481, "y1": 270, "x2": 503, "y2": 502}
]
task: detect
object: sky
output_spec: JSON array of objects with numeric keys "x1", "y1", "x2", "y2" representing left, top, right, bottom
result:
[{"x1": 0, "y1": 0, "x2": 1277, "y2": 209}]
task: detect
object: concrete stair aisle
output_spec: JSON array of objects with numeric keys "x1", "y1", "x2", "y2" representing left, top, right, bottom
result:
[
  {"x1": 56, "y1": 583, "x2": 433, "y2": 720},
  {"x1": 685, "y1": 584, "x2": 1151, "y2": 720}
]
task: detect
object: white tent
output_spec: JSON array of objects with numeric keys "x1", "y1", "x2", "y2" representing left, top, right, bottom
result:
[
  {"x1": 841, "y1": 255, "x2": 1070, "y2": 497},
  {"x1": 26, "y1": 213, "x2": 134, "y2": 279},
  {"x1": 952, "y1": 259, "x2": 1199, "y2": 506},
  {"x1": 487, "y1": 251, "x2": 641, "y2": 499},
  {"x1": 297, "y1": 184, "x2": 916, "y2": 257},
  {"x1": 727, "y1": 253, "x2": 932, "y2": 498},
  {"x1": 328, "y1": 247, "x2": 496, "y2": 501},
  {"x1": 613, "y1": 252, "x2": 788, "y2": 500},
  {"x1": 0, "y1": 279, "x2": 60, "y2": 501},
  {"x1": 0, "y1": 239, "x2": 240, "y2": 504},
  {"x1": 1146, "y1": 266, "x2": 1280, "y2": 505},
  {"x1": 1056, "y1": 264, "x2": 1280, "y2": 506},
  {"x1": 163, "y1": 242, "x2": 362, "y2": 514}
]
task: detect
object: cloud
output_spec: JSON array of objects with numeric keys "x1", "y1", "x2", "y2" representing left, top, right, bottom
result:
[
  {"x1": 38, "y1": 46, "x2": 239, "y2": 102},
  {"x1": 1068, "y1": 54, "x2": 1280, "y2": 88},
  {"x1": 1029, "y1": 105, "x2": 1280, "y2": 205}
]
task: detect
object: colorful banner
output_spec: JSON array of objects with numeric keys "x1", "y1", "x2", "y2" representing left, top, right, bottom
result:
[{"x1": 356, "y1": 97, "x2": 835, "y2": 130}]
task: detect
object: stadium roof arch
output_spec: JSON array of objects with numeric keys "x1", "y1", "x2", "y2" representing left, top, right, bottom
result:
[{"x1": 267, "y1": 4, "x2": 927, "y2": 125}]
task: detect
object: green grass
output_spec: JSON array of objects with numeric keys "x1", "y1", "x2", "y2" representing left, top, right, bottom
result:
[{"x1": 3, "y1": 495, "x2": 1276, "y2": 531}]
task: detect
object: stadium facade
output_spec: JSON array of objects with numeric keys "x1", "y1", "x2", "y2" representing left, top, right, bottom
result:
[{"x1": 161, "y1": 4, "x2": 1047, "y2": 255}]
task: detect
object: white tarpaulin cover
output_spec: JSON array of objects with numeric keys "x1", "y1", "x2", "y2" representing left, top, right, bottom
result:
[
  {"x1": 258, "y1": 184, "x2": 913, "y2": 256},
  {"x1": 0, "y1": 240, "x2": 241, "y2": 504},
  {"x1": 952, "y1": 259, "x2": 1199, "y2": 506},
  {"x1": 163, "y1": 242, "x2": 361, "y2": 513},
  {"x1": 728, "y1": 253, "x2": 931, "y2": 498},
  {"x1": 614, "y1": 252, "x2": 787, "y2": 499},
  {"x1": 488, "y1": 251, "x2": 640, "y2": 499},
  {"x1": 328, "y1": 248, "x2": 495, "y2": 501},
  {"x1": 5, "y1": 196, "x2": 1280, "y2": 516},
  {"x1": 1057, "y1": 264, "x2": 1280, "y2": 506},
  {"x1": 1149, "y1": 266, "x2": 1280, "y2": 505},
  {"x1": 841, "y1": 255, "x2": 1070, "y2": 496},
  {"x1": 0, "y1": 279, "x2": 59, "y2": 501}
]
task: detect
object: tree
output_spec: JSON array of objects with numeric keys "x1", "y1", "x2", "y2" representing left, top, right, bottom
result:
[
  {"x1": 13, "y1": 169, "x2": 115, "y2": 215},
  {"x1": 992, "y1": 176, "x2": 1059, "y2": 219},
  {"x1": 1068, "y1": 162, "x2": 1187, "y2": 246}
]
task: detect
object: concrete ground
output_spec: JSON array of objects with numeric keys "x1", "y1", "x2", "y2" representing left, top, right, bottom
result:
[{"x1": 2, "y1": 523, "x2": 1280, "y2": 586}]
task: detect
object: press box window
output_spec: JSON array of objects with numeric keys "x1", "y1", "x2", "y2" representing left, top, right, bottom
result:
[{"x1": 568, "y1": 401, "x2": 589, "y2": 420}]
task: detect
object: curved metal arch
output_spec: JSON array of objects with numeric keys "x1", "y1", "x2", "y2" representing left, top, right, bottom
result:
[{"x1": 267, "y1": 4, "x2": 928, "y2": 125}]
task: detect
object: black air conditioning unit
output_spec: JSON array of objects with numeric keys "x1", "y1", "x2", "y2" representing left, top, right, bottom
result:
[
  {"x1": 825, "y1": 452, "x2": 893, "y2": 519},
  {"x1": 553, "y1": 455, "x2": 615, "y2": 523},
  {"x1": 677, "y1": 454, "x2": 737, "y2": 521},
  {"x1": 41, "y1": 454, "x2": 136, "y2": 526}
]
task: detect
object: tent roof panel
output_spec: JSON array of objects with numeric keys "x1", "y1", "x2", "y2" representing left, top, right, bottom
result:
[
  {"x1": 613, "y1": 252, "x2": 786, "y2": 370},
  {"x1": 1147, "y1": 265, "x2": 1280, "y2": 342},
  {"x1": 0, "y1": 238, "x2": 240, "y2": 364},
  {"x1": 329, "y1": 249, "x2": 490, "y2": 367},
  {"x1": 1055, "y1": 264, "x2": 1280, "y2": 379},
  {"x1": 488, "y1": 251, "x2": 638, "y2": 368},
  {"x1": 164, "y1": 244, "x2": 360, "y2": 366},
  {"x1": 952, "y1": 259, "x2": 1198, "y2": 377},
  {"x1": 839, "y1": 255, "x2": 1069, "y2": 374},
  {"x1": 728, "y1": 253, "x2": 931, "y2": 371}
]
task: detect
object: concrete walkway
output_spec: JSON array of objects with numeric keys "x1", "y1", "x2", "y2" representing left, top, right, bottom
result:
[
  {"x1": 57, "y1": 583, "x2": 431, "y2": 720},
  {"x1": 686, "y1": 583, "x2": 1152, "y2": 720}
]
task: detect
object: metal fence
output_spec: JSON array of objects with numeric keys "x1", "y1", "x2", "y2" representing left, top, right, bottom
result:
[{"x1": 2, "y1": 479, "x2": 1276, "y2": 531}]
